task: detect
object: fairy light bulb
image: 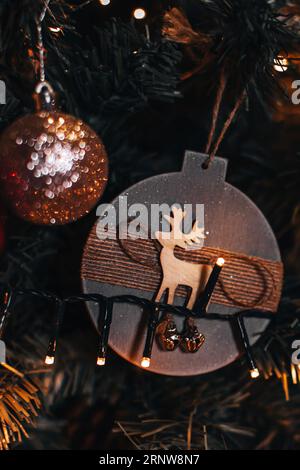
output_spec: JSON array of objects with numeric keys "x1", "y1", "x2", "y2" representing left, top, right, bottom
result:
[
  {"x1": 45, "y1": 355, "x2": 55, "y2": 365},
  {"x1": 274, "y1": 57, "x2": 288, "y2": 72},
  {"x1": 133, "y1": 8, "x2": 146, "y2": 20},
  {"x1": 250, "y1": 368, "x2": 260, "y2": 379},
  {"x1": 99, "y1": 0, "x2": 111, "y2": 5},
  {"x1": 97, "y1": 357, "x2": 106, "y2": 366},
  {"x1": 49, "y1": 26, "x2": 62, "y2": 33},
  {"x1": 216, "y1": 257, "x2": 225, "y2": 267},
  {"x1": 141, "y1": 357, "x2": 151, "y2": 368}
]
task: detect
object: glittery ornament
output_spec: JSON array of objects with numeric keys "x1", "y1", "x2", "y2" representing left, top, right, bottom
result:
[{"x1": 0, "y1": 111, "x2": 108, "y2": 225}]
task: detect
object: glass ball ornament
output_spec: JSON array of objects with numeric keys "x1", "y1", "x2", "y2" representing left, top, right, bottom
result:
[{"x1": 0, "y1": 111, "x2": 108, "y2": 225}]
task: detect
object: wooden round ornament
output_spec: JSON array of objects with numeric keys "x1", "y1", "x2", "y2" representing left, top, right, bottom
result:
[{"x1": 82, "y1": 152, "x2": 283, "y2": 376}]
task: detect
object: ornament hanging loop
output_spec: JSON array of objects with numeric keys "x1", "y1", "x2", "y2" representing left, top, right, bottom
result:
[{"x1": 33, "y1": 80, "x2": 56, "y2": 111}]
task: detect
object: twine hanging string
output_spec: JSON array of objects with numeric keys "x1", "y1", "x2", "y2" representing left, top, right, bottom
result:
[
  {"x1": 218, "y1": 251, "x2": 278, "y2": 309},
  {"x1": 96, "y1": 232, "x2": 282, "y2": 313},
  {"x1": 204, "y1": 68, "x2": 247, "y2": 168},
  {"x1": 205, "y1": 68, "x2": 227, "y2": 156}
]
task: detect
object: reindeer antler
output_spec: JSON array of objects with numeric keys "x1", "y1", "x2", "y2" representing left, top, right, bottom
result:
[
  {"x1": 163, "y1": 207, "x2": 187, "y2": 240},
  {"x1": 163, "y1": 208, "x2": 206, "y2": 249},
  {"x1": 183, "y1": 220, "x2": 206, "y2": 247},
  {"x1": 163, "y1": 207, "x2": 186, "y2": 233}
]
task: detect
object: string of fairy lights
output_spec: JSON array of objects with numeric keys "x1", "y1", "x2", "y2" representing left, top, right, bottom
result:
[
  {"x1": 98, "y1": 0, "x2": 147, "y2": 20},
  {"x1": 96, "y1": 0, "x2": 297, "y2": 75},
  {"x1": 47, "y1": 1, "x2": 296, "y2": 73},
  {"x1": 0, "y1": 258, "x2": 264, "y2": 381},
  {"x1": 48, "y1": 1, "x2": 148, "y2": 35}
]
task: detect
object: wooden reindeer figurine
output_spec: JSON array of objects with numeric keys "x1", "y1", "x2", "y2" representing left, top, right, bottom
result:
[
  {"x1": 155, "y1": 207, "x2": 213, "y2": 309},
  {"x1": 154, "y1": 207, "x2": 212, "y2": 353}
]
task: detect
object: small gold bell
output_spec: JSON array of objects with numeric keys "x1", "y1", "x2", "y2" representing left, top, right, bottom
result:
[
  {"x1": 180, "y1": 317, "x2": 205, "y2": 353},
  {"x1": 156, "y1": 314, "x2": 180, "y2": 351}
]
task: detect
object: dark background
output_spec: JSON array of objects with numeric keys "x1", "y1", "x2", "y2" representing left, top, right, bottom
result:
[{"x1": 0, "y1": 0, "x2": 299, "y2": 450}]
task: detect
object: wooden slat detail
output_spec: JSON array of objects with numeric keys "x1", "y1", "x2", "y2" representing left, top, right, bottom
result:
[{"x1": 82, "y1": 227, "x2": 283, "y2": 312}]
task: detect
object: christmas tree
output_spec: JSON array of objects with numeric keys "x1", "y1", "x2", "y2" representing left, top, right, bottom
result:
[{"x1": 0, "y1": 0, "x2": 299, "y2": 451}]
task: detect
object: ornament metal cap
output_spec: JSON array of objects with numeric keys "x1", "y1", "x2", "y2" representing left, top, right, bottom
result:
[{"x1": 33, "y1": 80, "x2": 56, "y2": 112}]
